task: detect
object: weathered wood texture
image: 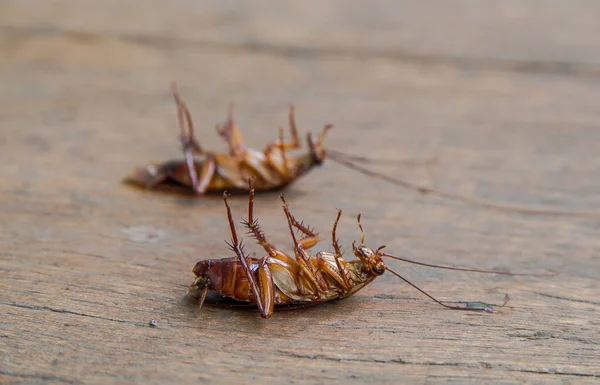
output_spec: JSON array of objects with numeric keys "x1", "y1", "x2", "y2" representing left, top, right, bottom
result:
[{"x1": 1, "y1": 1, "x2": 600, "y2": 384}]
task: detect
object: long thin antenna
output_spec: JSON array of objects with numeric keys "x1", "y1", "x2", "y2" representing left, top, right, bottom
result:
[
  {"x1": 357, "y1": 214, "x2": 365, "y2": 244},
  {"x1": 329, "y1": 149, "x2": 438, "y2": 166},
  {"x1": 382, "y1": 253, "x2": 558, "y2": 277},
  {"x1": 328, "y1": 151, "x2": 600, "y2": 218},
  {"x1": 385, "y1": 267, "x2": 497, "y2": 312}
]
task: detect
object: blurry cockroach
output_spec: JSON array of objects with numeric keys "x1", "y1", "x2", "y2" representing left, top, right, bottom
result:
[
  {"x1": 187, "y1": 178, "x2": 555, "y2": 319},
  {"x1": 125, "y1": 83, "x2": 331, "y2": 195},
  {"x1": 124, "y1": 84, "x2": 596, "y2": 219}
]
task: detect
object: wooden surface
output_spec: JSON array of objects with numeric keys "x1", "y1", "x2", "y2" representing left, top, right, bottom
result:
[{"x1": 2, "y1": 1, "x2": 600, "y2": 383}]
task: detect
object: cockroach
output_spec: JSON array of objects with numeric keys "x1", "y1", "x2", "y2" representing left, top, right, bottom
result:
[
  {"x1": 124, "y1": 84, "x2": 599, "y2": 220},
  {"x1": 125, "y1": 84, "x2": 331, "y2": 195},
  {"x1": 188, "y1": 178, "x2": 555, "y2": 319}
]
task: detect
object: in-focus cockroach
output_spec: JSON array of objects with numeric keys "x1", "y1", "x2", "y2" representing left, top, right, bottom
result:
[
  {"x1": 188, "y1": 178, "x2": 555, "y2": 319},
  {"x1": 125, "y1": 84, "x2": 331, "y2": 195}
]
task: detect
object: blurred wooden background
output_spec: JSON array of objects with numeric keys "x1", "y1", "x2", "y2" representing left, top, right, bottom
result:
[{"x1": 1, "y1": 1, "x2": 599, "y2": 383}]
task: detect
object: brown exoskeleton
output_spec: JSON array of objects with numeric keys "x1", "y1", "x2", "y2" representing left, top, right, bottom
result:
[
  {"x1": 188, "y1": 179, "x2": 553, "y2": 319},
  {"x1": 126, "y1": 84, "x2": 331, "y2": 195}
]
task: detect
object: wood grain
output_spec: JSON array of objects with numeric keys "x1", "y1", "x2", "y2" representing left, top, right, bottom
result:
[{"x1": 1, "y1": 1, "x2": 599, "y2": 384}]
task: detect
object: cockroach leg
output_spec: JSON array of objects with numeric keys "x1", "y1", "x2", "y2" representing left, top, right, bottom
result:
[
  {"x1": 307, "y1": 124, "x2": 332, "y2": 164},
  {"x1": 172, "y1": 84, "x2": 217, "y2": 194},
  {"x1": 172, "y1": 83, "x2": 203, "y2": 155},
  {"x1": 246, "y1": 176, "x2": 257, "y2": 223},
  {"x1": 265, "y1": 105, "x2": 303, "y2": 153},
  {"x1": 356, "y1": 213, "x2": 365, "y2": 244},
  {"x1": 243, "y1": 178, "x2": 285, "y2": 259},
  {"x1": 256, "y1": 256, "x2": 275, "y2": 317},
  {"x1": 279, "y1": 195, "x2": 319, "y2": 250},
  {"x1": 280, "y1": 195, "x2": 328, "y2": 292},
  {"x1": 196, "y1": 283, "x2": 208, "y2": 311},
  {"x1": 223, "y1": 191, "x2": 275, "y2": 318},
  {"x1": 331, "y1": 209, "x2": 344, "y2": 257},
  {"x1": 172, "y1": 82, "x2": 204, "y2": 188},
  {"x1": 193, "y1": 155, "x2": 217, "y2": 195},
  {"x1": 317, "y1": 123, "x2": 332, "y2": 145},
  {"x1": 242, "y1": 180, "x2": 297, "y2": 267},
  {"x1": 278, "y1": 127, "x2": 290, "y2": 177},
  {"x1": 286, "y1": 105, "x2": 301, "y2": 149},
  {"x1": 216, "y1": 105, "x2": 247, "y2": 157},
  {"x1": 263, "y1": 107, "x2": 305, "y2": 179},
  {"x1": 331, "y1": 209, "x2": 351, "y2": 290}
]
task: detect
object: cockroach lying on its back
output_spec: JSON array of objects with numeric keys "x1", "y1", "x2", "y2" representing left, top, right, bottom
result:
[
  {"x1": 125, "y1": 84, "x2": 331, "y2": 195},
  {"x1": 188, "y1": 178, "x2": 555, "y2": 319}
]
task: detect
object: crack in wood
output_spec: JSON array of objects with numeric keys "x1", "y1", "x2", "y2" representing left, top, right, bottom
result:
[
  {"x1": 534, "y1": 292, "x2": 600, "y2": 306},
  {"x1": 513, "y1": 368, "x2": 600, "y2": 378},
  {"x1": 0, "y1": 300, "x2": 147, "y2": 326},
  {"x1": 0, "y1": 369, "x2": 81, "y2": 384},
  {"x1": 3, "y1": 25, "x2": 600, "y2": 79},
  {"x1": 276, "y1": 352, "x2": 599, "y2": 377}
]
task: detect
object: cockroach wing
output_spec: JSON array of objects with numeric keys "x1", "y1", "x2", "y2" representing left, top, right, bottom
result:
[
  {"x1": 263, "y1": 147, "x2": 288, "y2": 178},
  {"x1": 239, "y1": 149, "x2": 283, "y2": 187},
  {"x1": 212, "y1": 153, "x2": 247, "y2": 189},
  {"x1": 269, "y1": 262, "x2": 303, "y2": 301}
]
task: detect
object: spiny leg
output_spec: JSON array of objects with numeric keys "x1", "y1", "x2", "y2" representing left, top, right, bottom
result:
[
  {"x1": 216, "y1": 105, "x2": 247, "y2": 157},
  {"x1": 223, "y1": 192, "x2": 275, "y2": 318},
  {"x1": 280, "y1": 195, "x2": 327, "y2": 292},
  {"x1": 279, "y1": 195, "x2": 319, "y2": 250},
  {"x1": 242, "y1": 178, "x2": 296, "y2": 265},
  {"x1": 243, "y1": 178, "x2": 274, "y2": 255}
]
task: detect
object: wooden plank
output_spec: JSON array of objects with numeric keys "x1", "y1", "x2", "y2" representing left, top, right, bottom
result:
[
  {"x1": 3, "y1": 0, "x2": 600, "y2": 75},
  {"x1": 1, "y1": 1, "x2": 599, "y2": 384}
]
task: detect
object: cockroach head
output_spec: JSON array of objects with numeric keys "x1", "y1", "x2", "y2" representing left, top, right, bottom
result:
[
  {"x1": 188, "y1": 276, "x2": 208, "y2": 295},
  {"x1": 188, "y1": 261, "x2": 212, "y2": 298},
  {"x1": 352, "y1": 242, "x2": 386, "y2": 276},
  {"x1": 188, "y1": 268, "x2": 210, "y2": 311}
]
